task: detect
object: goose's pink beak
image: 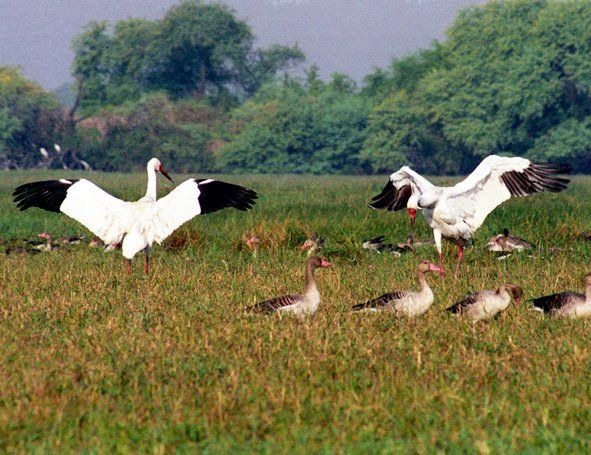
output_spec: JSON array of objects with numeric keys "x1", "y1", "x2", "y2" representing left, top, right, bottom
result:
[
  {"x1": 428, "y1": 263, "x2": 442, "y2": 273},
  {"x1": 320, "y1": 259, "x2": 332, "y2": 267}
]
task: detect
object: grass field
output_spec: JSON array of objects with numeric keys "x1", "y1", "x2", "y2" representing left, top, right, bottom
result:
[{"x1": 1, "y1": 170, "x2": 591, "y2": 453}]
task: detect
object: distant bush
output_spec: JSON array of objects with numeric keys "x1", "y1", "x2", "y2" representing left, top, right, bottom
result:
[
  {"x1": 77, "y1": 93, "x2": 216, "y2": 173},
  {"x1": 218, "y1": 71, "x2": 370, "y2": 174}
]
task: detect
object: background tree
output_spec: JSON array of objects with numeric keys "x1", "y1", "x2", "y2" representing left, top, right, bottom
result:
[
  {"x1": 0, "y1": 67, "x2": 66, "y2": 169},
  {"x1": 71, "y1": 2, "x2": 304, "y2": 117}
]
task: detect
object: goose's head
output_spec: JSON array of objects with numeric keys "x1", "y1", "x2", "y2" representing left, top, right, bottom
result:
[
  {"x1": 417, "y1": 259, "x2": 441, "y2": 274},
  {"x1": 502, "y1": 284, "x2": 523, "y2": 306},
  {"x1": 148, "y1": 158, "x2": 174, "y2": 183},
  {"x1": 584, "y1": 273, "x2": 591, "y2": 288},
  {"x1": 308, "y1": 256, "x2": 332, "y2": 269}
]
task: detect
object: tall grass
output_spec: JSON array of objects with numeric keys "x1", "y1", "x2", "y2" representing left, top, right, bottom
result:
[{"x1": 1, "y1": 171, "x2": 591, "y2": 452}]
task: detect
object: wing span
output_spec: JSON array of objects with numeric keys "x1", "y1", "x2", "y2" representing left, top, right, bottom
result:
[
  {"x1": 150, "y1": 178, "x2": 257, "y2": 244},
  {"x1": 448, "y1": 156, "x2": 571, "y2": 230},
  {"x1": 13, "y1": 179, "x2": 129, "y2": 244}
]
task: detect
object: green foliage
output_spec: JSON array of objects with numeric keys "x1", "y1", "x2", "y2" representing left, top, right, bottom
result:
[
  {"x1": 72, "y1": 2, "x2": 304, "y2": 115},
  {"x1": 0, "y1": 67, "x2": 65, "y2": 169},
  {"x1": 362, "y1": 0, "x2": 591, "y2": 173},
  {"x1": 218, "y1": 74, "x2": 369, "y2": 174},
  {"x1": 78, "y1": 93, "x2": 215, "y2": 172}
]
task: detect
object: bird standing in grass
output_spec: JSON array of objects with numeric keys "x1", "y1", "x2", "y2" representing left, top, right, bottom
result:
[
  {"x1": 370, "y1": 155, "x2": 570, "y2": 278},
  {"x1": 487, "y1": 229, "x2": 533, "y2": 253},
  {"x1": 352, "y1": 259, "x2": 441, "y2": 317},
  {"x1": 532, "y1": 274, "x2": 591, "y2": 318},
  {"x1": 248, "y1": 256, "x2": 332, "y2": 318},
  {"x1": 447, "y1": 284, "x2": 522, "y2": 321},
  {"x1": 13, "y1": 158, "x2": 257, "y2": 274}
]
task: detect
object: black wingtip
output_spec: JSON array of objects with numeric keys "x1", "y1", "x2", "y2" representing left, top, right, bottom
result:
[
  {"x1": 196, "y1": 179, "x2": 258, "y2": 215},
  {"x1": 369, "y1": 181, "x2": 411, "y2": 212},
  {"x1": 12, "y1": 179, "x2": 79, "y2": 213}
]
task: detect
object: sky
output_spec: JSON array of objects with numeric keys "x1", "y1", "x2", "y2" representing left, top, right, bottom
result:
[{"x1": 0, "y1": 0, "x2": 486, "y2": 90}]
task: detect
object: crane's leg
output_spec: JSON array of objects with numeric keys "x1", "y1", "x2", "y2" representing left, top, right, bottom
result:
[
  {"x1": 453, "y1": 244, "x2": 464, "y2": 281},
  {"x1": 407, "y1": 208, "x2": 416, "y2": 244},
  {"x1": 144, "y1": 247, "x2": 151, "y2": 275},
  {"x1": 126, "y1": 259, "x2": 132, "y2": 274}
]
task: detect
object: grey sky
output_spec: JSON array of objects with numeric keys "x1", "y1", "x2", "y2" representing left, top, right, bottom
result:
[{"x1": 0, "y1": 0, "x2": 486, "y2": 90}]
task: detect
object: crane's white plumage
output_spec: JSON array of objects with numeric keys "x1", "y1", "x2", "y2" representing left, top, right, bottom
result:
[
  {"x1": 370, "y1": 155, "x2": 570, "y2": 276},
  {"x1": 13, "y1": 158, "x2": 257, "y2": 273}
]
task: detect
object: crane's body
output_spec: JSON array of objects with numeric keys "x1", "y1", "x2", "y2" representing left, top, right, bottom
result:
[
  {"x1": 370, "y1": 155, "x2": 570, "y2": 278},
  {"x1": 13, "y1": 158, "x2": 257, "y2": 273}
]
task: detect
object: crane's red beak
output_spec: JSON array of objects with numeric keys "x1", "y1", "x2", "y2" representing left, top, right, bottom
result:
[
  {"x1": 407, "y1": 208, "x2": 416, "y2": 221},
  {"x1": 514, "y1": 297, "x2": 522, "y2": 306},
  {"x1": 159, "y1": 166, "x2": 174, "y2": 183}
]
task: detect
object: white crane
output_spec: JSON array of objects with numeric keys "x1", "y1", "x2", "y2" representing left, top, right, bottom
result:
[
  {"x1": 13, "y1": 158, "x2": 258, "y2": 274},
  {"x1": 369, "y1": 155, "x2": 570, "y2": 278}
]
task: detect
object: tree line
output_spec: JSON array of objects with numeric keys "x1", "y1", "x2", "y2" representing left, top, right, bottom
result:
[{"x1": 1, "y1": 0, "x2": 590, "y2": 174}]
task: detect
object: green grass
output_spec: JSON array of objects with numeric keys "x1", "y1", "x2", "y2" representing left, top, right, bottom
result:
[{"x1": 1, "y1": 170, "x2": 591, "y2": 453}]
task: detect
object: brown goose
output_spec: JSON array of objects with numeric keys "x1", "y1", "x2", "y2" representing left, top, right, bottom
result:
[
  {"x1": 248, "y1": 256, "x2": 332, "y2": 318},
  {"x1": 487, "y1": 228, "x2": 533, "y2": 253},
  {"x1": 361, "y1": 235, "x2": 412, "y2": 255},
  {"x1": 447, "y1": 284, "x2": 522, "y2": 321},
  {"x1": 36, "y1": 232, "x2": 57, "y2": 252},
  {"x1": 244, "y1": 234, "x2": 261, "y2": 257},
  {"x1": 532, "y1": 274, "x2": 591, "y2": 318},
  {"x1": 352, "y1": 259, "x2": 441, "y2": 316},
  {"x1": 300, "y1": 235, "x2": 324, "y2": 257}
]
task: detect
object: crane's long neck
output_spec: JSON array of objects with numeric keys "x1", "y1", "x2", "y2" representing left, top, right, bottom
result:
[{"x1": 145, "y1": 163, "x2": 157, "y2": 200}]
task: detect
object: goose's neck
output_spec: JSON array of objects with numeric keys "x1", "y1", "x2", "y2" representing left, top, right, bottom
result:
[
  {"x1": 145, "y1": 163, "x2": 157, "y2": 200},
  {"x1": 305, "y1": 264, "x2": 318, "y2": 294},
  {"x1": 417, "y1": 269, "x2": 428, "y2": 292},
  {"x1": 586, "y1": 283, "x2": 591, "y2": 302}
]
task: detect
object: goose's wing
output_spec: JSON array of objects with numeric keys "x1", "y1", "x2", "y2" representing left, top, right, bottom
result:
[
  {"x1": 369, "y1": 166, "x2": 436, "y2": 211},
  {"x1": 447, "y1": 156, "x2": 570, "y2": 230},
  {"x1": 150, "y1": 178, "x2": 257, "y2": 243},
  {"x1": 249, "y1": 294, "x2": 303, "y2": 314},
  {"x1": 352, "y1": 290, "x2": 408, "y2": 311},
  {"x1": 531, "y1": 292, "x2": 585, "y2": 313},
  {"x1": 447, "y1": 292, "x2": 480, "y2": 314},
  {"x1": 13, "y1": 179, "x2": 130, "y2": 244}
]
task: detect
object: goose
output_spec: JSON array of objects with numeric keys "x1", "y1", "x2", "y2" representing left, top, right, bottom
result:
[
  {"x1": 248, "y1": 256, "x2": 332, "y2": 318},
  {"x1": 4, "y1": 245, "x2": 41, "y2": 255},
  {"x1": 446, "y1": 283, "x2": 522, "y2": 321},
  {"x1": 56, "y1": 235, "x2": 85, "y2": 245},
  {"x1": 300, "y1": 235, "x2": 324, "y2": 257},
  {"x1": 531, "y1": 274, "x2": 591, "y2": 318},
  {"x1": 487, "y1": 228, "x2": 533, "y2": 253},
  {"x1": 369, "y1": 155, "x2": 570, "y2": 278},
  {"x1": 13, "y1": 158, "x2": 257, "y2": 274},
  {"x1": 35, "y1": 232, "x2": 57, "y2": 252},
  {"x1": 362, "y1": 235, "x2": 412, "y2": 255},
  {"x1": 351, "y1": 259, "x2": 442, "y2": 316},
  {"x1": 244, "y1": 234, "x2": 261, "y2": 257}
]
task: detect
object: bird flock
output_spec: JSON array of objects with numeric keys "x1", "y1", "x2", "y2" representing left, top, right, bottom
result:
[{"x1": 9, "y1": 154, "x2": 590, "y2": 321}]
